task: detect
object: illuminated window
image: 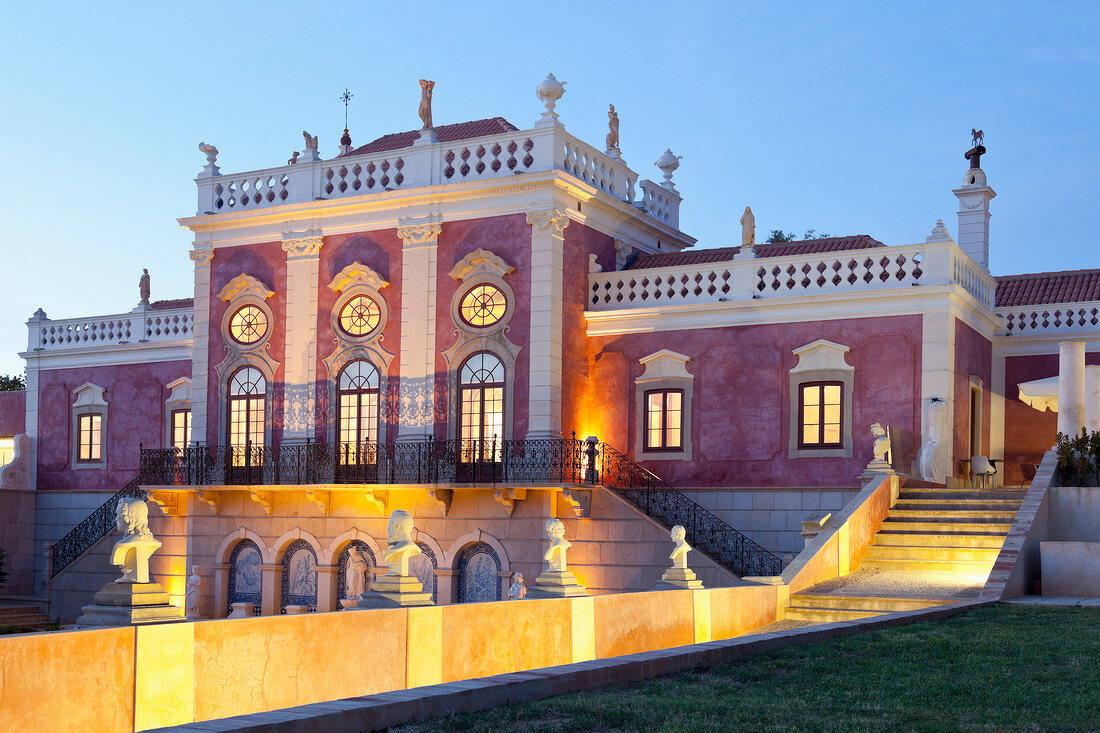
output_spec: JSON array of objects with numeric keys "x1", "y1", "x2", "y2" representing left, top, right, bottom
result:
[
  {"x1": 644, "y1": 390, "x2": 683, "y2": 451},
  {"x1": 229, "y1": 305, "x2": 268, "y2": 345},
  {"x1": 459, "y1": 353, "x2": 504, "y2": 461},
  {"x1": 0, "y1": 437, "x2": 14, "y2": 466},
  {"x1": 338, "y1": 360, "x2": 380, "y2": 463},
  {"x1": 338, "y1": 295, "x2": 381, "y2": 337},
  {"x1": 77, "y1": 414, "x2": 103, "y2": 462},
  {"x1": 228, "y1": 367, "x2": 265, "y2": 464},
  {"x1": 459, "y1": 285, "x2": 507, "y2": 328},
  {"x1": 171, "y1": 410, "x2": 192, "y2": 452},
  {"x1": 799, "y1": 382, "x2": 843, "y2": 448}
]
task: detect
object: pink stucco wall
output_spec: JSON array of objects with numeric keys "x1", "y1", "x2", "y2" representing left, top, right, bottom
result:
[
  {"x1": 0, "y1": 391, "x2": 25, "y2": 435},
  {"x1": 434, "y1": 214, "x2": 532, "y2": 439},
  {"x1": 35, "y1": 360, "x2": 192, "y2": 490},
  {"x1": 585, "y1": 315, "x2": 923, "y2": 487},
  {"x1": 207, "y1": 242, "x2": 287, "y2": 445},
  {"x1": 952, "y1": 319, "x2": 992, "y2": 479},
  {"x1": 314, "y1": 230, "x2": 404, "y2": 442}
]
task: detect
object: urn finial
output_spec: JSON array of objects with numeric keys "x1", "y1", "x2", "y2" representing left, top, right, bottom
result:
[
  {"x1": 536, "y1": 73, "x2": 567, "y2": 122},
  {"x1": 654, "y1": 149, "x2": 682, "y2": 189}
]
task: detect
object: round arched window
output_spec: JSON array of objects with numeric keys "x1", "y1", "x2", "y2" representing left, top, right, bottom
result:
[
  {"x1": 339, "y1": 295, "x2": 381, "y2": 337},
  {"x1": 459, "y1": 284, "x2": 507, "y2": 327},
  {"x1": 229, "y1": 305, "x2": 268, "y2": 345}
]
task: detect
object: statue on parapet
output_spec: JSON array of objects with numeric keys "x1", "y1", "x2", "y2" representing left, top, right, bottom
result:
[
  {"x1": 971, "y1": 128, "x2": 984, "y2": 147},
  {"x1": 138, "y1": 269, "x2": 150, "y2": 306},
  {"x1": 871, "y1": 422, "x2": 891, "y2": 463},
  {"x1": 740, "y1": 206, "x2": 755, "y2": 248},
  {"x1": 418, "y1": 79, "x2": 435, "y2": 130},
  {"x1": 543, "y1": 518, "x2": 571, "y2": 572},
  {"x1": 606, "y1": 104, "x2": 620, "y2": 153},
  {"x1": 198, "y1": 142, "x2": 218, "y2": 166},
  {"x1": 302, "y1": 131, "x2": 318, "y2": 151},
  {"x1": 111, "y1": 497, "x2": 161, "y2": 584}
]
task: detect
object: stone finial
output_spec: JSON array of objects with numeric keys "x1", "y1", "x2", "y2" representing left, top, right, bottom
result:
[
  {"x1": 655, "y1": 149, "x2": 682, "y2": 189},
  {"x1": 30, "y1": 308, "x2": 48, "y2": 321},
  {"x1": 111, "y1": 498, "x2": 161, "y2": 584},
  {"x1": 926, "y1": 219, "x2": 953, "y2": 243},
  {"x1": 536, "y1": 73, "x2": 567, "y2": 121},
  {"x1": 198, "y1": 142, "x2": 219, "y2": 176}
]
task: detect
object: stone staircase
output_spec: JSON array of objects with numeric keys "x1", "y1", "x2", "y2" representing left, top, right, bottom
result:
[
  {"x1": 0, "y1": 601, "x2": 51, "y2": 631},
  {"x1": 782, "y1": 486, "x2": 1024, "y2": 624}
]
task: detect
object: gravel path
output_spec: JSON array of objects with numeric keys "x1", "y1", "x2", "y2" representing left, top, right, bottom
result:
[{"x1": 798, "y1": 567, "x2": 984, "y2": 600}]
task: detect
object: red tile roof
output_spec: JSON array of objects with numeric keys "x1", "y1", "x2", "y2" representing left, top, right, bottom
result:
[
  {"x1": 344, "y1": 117, "x2": 519, "y2": 156},
  {"x1": 150, "y1": 298, "x2": 194, "y2": 310},
  {"x1": 995, "y1": 270, "x2": 1100, "y2": 308},
  {"x1": 627, "y1": 235, "x2": 884, "y2": 270}
]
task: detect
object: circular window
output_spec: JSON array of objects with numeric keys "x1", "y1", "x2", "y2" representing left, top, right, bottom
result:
[
  {"x1": 229, "y1": 305, "x2": 268, "y2": 345},
  {"x1": 459, "y1": 284, "x2": 507, "y2": 327},
  {"x1": 339, "y1": 295, "x2": 382, "y2": 337}
]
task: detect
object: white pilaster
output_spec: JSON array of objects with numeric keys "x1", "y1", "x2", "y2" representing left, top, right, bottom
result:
[
  {"x1": 990, "y1": 342, "x2": 1007, "y2": 465},
  {"x1": 188, "y1": 248, "x2": 214, "y2": 444},
  {"x1": 526, "y1": 209, "x2": 570, "y2": 439},
  {"x1": 1086, "y1": 366, "x2": 1100, "y2": 433},
  {"x1": 920, "y1": 306, "x2": 956, "y2": 483},
  {"x1": 280, "y1": 233, "x2": 324, "y2": 443},
  {"x1": 396, "y1": 218, "x2": 442, "y2": 441},
  {"x1": 1058, "y1": 341, "x2": 1086, "y2": 437}
]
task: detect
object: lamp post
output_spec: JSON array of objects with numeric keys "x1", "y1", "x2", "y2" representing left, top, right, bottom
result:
[{"x1": 584, "y1": 436, "x2": 600, "y2": 485}]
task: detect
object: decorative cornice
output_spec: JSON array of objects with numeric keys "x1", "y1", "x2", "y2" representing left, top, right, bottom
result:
[
  {"x1": 447, "y1": 248, "x2": 516, "y2": 281},
  {"x1": 281, "y1": 232, "x2": 324, "y2": 259},
  {"x1": 189, "y1": 248, "x2": 214, "y2": 268},
  {"x1": 217, "y1": 274, "x2": 275, "y2": 302},
  {"x1": 397, "y1": 219, "x2": 443, "y2": 248},
  {"x1": 526, "y1": 208, "x2": 570, "y2": 235},
  {"x1": 327, "y1": 261, "x2": 390, "y2": 293}
]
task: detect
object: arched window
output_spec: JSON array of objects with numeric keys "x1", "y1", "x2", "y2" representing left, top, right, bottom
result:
[
  {"x1": 455, "y1": 542, "x2": 502, "y2": 603},
  {"x1": 228, "y1": 367, "x2": 266, "y2": 462},
  {"x1": 338, "y1": 360, "x2": 380, "y2": 448},
  {"x1": 459, "y1": 353, "x2": 504, "y2": 463},
  {"x1": 227, "y1": 540, "x2": 262, "y2": 616},
  {"x1": 280, "y1": 539, "x2": 318, "y2": 613}
]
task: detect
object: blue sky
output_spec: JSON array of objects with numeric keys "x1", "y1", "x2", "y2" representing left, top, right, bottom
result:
[{"x1": 0, "y1": 1, "x2": 1096, "y2": 376}]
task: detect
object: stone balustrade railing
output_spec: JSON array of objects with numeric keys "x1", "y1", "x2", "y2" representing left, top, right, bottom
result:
[
  {"x1": 998, "y1": 301, "x2": 1100, "y2": 336},
  {"x1": 27, "y1": 306, "x2": 194, "y2": 352},
  {"x1": 196, "y1": 123, "x2": 674, "y2": 226},
  {"x1": 588, "y1": 240, "x2": 1000, "y2": 312}
]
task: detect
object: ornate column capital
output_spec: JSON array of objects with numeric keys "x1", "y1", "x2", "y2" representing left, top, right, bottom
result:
[
  {"x1": 526, "y1": 208, "x2": 570, "y2": 235},
  {"x1": 281, "y1": 233, "x2": 324, "y2": 260},
  {"x1": 189, "y1": 247, "x2": 215, "y2": 268},
  {"x1": 397, "y1": 220, "x2": 443, "y2": 248}
]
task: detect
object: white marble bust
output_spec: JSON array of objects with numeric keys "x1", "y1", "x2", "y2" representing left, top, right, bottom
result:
[
  {"x1": 382, "y1": 510, "x2": 421, "y2": 578},
  {"x1": 669, "y1": 525, "x2": 692, "y2": 569},
  {"x1": 110, "y1": 497, "x2": 161, "y2": 584},
  {"x1": 544, "y1": 518, "x2": 571, "y2": 573}
]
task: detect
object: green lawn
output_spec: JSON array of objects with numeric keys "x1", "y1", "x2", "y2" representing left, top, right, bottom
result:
[{"x1": 400, "y1": 604, "x2": 1100, "y2": 733}]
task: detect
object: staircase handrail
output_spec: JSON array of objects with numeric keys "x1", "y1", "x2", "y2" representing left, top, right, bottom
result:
[
  {"x1": 597, "y1": 443, "x2": 784, "y2": 577},
  {"x1": 50, "y1": 475, "x2": 146, "y2": 578}
]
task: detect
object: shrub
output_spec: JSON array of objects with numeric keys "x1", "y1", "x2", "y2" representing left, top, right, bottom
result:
[{"x1": 1055, "y1": 428, "x2": 1100, "y2": 485}]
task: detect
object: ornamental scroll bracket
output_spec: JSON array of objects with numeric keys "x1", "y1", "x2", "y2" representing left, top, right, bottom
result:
[
  {"x1": 305, "y1": 489, "x2": 330, "y2": 516},
  {"x1": 281, "y1": 231, "x2": 324, "y2": 260},
  {"x1": 492, "y1": 487, "x2": 527, "y2": 516},
  {"x1": 196, "y1": 490, "x2": 222, "y2": 515},
  {"x1": 249, "y1": 490, "x2": 274, "y2": 516},
  {"x1": 147, "y1": 491, "x2": 181, "y2": 518},
  {"x1": 427, "y1": 488, "x2": 453, "y2": 517},
  {"x1": 559, "y1": 487, "x2": 592, "y2": 518}
]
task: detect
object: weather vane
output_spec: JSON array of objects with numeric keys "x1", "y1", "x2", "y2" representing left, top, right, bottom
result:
[{"x1": 340, "y1": 88, "x2": 353, "y2": 129}]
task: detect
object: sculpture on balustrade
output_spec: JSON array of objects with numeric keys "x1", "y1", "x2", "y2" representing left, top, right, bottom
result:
[
  {"x1": 302, "y1": 131, "x2": 318, "y2": 150},
  {"x1": 75, "y1": 497, "x2": 182, "y2": 627},
  {"x1": 198, "y1": 142, "x2": 218, "y2": 165},
  {"x1": 861, "y1": 422, "x2": 896, "y2": 483},
  {"x1": 740, "y1": 206, "x2": 755, "y2": 248},
  {"x1": 185, "y1": 565, "x2": 201, "y2": 619},
  {"x1": 288, "y1": 151, "x2": 299, "y2": 165},
  {"x1": 353, "y1": 510, "x2": 434, "y2": 608},
  {"x1": 418, "y1": 79, "x2": 435, "y2": 130},
  {"x1": 138, "y1": 269, "x2": 150, "y2": 306},
  {"x1": 535, "y1": 73, "x2": 566, "y2": 120},
  {"x1": 527, "y1": 518, "x2": 588, "y2": 598},
  {"x1": 606, "y1": 104, "x2": 620, "y2": 153},
  {"x1": 654, "y1": 524, "x2": 704, "y2": 590},
  {"x1": 508, "y1": 572, "x2": 527, "y2": 600}
]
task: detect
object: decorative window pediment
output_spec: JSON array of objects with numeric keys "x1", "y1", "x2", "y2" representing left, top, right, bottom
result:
[
  {"x1": 217, "y1": 274, "x2": 275, "y2": 302},
  {"x1": 790, "y1": 339, "x2": 853, "y2": 374},
  {"x1": 72, "y1": 382, "x2": 107, "y2": 408},
  {"x1": 447, "y1": 249, "x2": 515, "y2": 281},
  {"x1": 634, "y1": 350, "x2": 693, "y2": 461},
  {"x1": 636, "y1": 350, "x2": 693, "y2": 383},
  {"x1": 166, "y1": 377, "x2": 191, "y2": 405},
  {"x1": 327, "y1": 262, "x2": 390, "y2": 293}
]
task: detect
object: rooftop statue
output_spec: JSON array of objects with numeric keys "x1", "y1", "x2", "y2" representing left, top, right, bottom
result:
[
  {"x1": 198, "y1": 141, "x2": 218, "y2": 165},
  {"x1": 606, "y1": 104, "x2": 620, "y2": 152},
  {"x1": 418, "y1": 79, "x2": 435, "y2": 130},
  {"x1": 139, "y1": 268, "x2": 150, "y2": 306},
  {"x1": 302, "y1": 131, "x2": 318, "y2": 151},
  {"x1": 740, "y1": 206, "x2": 755, "y2": 247},
  {"x1": 971, "y1": 128, "x2": 984, "y2": 147}
]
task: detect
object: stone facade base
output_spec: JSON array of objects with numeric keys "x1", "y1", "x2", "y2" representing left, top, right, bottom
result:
[
  {"x1": 75, "y1": 581, "x2": 183, "y2": 627},
  {"x1": 527, "y1": 570, "x2": 588, "y2": 598}
]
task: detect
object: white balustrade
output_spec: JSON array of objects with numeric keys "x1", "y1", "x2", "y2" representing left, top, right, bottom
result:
[
  {"x1": 210, "y1": 168, "x2": 290, "y2": 212},
  {"x1": 560, "y1": 137, "x2": 637, "y2": 203},
  {"x1": 639, "y1": 180, "x2": 678, "y2": 228},
  {"x1": 999, "y1": 302, "x2": 1100, "y2": 335},
  {"x1": 590, "y1": 262, "x2": 737, "y2": 308},
  {"x1": 950, "y1": 250, "x2": 996, "y2": 310},
  {"x1": 755, "y1": 245, "x2": 926, "y2": 298},
  {"x1": 321, "y1": 155, "x2": 407, "y2": 197},
  {"x1": 441, "y1": 134, "x2": 538, "y2": 183},
  {"x1": 30, "y1": 308, "x2": 193, "y2": 351}
]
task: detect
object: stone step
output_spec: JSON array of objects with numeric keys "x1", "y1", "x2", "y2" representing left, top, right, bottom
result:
[
  {"x1": 0, "y1": 614, "x2": 50, "y2": 628},
  {"x1": 865, "y1": 544, "x2": 1001, "y2": 562},
  {"x1": 783, "y1": 607, "x2": 882, "y2": 623},
  {"x1": 880, "y1": 519, "x2": 1013, "y2": 533},
  {"x1": 788, "y1": 594, "x2": 952, "y2": 612},
  {"x1": 888, "y1": 509, "x2": 1018, "y2": 521},
  {"x1": 859, "y1": 556, "x2": 995, "y2": 574},
  {"x1": 893, "y1": 499, "x2": 1022, "y2": 511},
  {"x1": 899, "y1": 489, "x2": 1026, "y2": 501},
  {"x1": 873, "y1": 532, "x2": 1007, "y2": 548}
]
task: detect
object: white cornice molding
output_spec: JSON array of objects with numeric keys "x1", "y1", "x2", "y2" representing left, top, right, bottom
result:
[
  {"x1": 217, "y1": 274, "x2": 275, "y2": 302},
  {"x1": 21, "y1": 342, "x2": 193, "y2": 370},
  {"x1": 447, "y1": 248, "x2": 515, "y2": 281},
  {"x1": 327, "y1": 261, "x2": 390, "y2": 293}
]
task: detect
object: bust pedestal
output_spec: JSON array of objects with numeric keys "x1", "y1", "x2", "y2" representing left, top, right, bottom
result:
[
  {"x1": 860, "y1": 458, "x2": 895, "y2": 485},
  {"x1": 75, "y1": 581, "x2": 182, "y2": 627},
  {"x1": 653, "y1": 566, "x2": 704, "y2": 591},
  {"x1": 526, "y1": 569, "x2": 588, "y2": 598},
  {"x1": 351, "y1": 574, "x2": 433, "y2": 609}
]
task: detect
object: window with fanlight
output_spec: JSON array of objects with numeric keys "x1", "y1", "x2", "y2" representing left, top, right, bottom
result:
[
  {"x1": 228, "y1": 305, "x2": 268, "y2": 345},
  {"x1": 228, "y1": 367, "x2": 265, "y2": 463},
  {"x1": 338, "y1": 360, "x2": 380, "y2": 464},
  {"x1": 459, "y1": 284, "x2": 507, "y2": 328},
  {"x1": 459, "y1": 352, "x2": 504, "y2": 461},
  {"x1": 338, "y1": 295, "x2": 382, "y2": 337}
]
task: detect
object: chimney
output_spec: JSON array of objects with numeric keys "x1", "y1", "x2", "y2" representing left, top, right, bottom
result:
[{"x1": 953, "y1": 135, "x2": 996, "y2": 271}]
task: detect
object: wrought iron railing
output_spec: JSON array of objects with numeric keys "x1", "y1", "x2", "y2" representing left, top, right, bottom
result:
[
  {"x1": 50, "y1": 476, "x2": 147, "y2": 578},
  {"x1": 598, "y1": 444, "x2": 784, "y2": 577}
]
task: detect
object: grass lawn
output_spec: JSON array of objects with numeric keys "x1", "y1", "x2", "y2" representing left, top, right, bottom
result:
[{"x1": 400, "y1": 604, "x2": 1100, "y2": 732}]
